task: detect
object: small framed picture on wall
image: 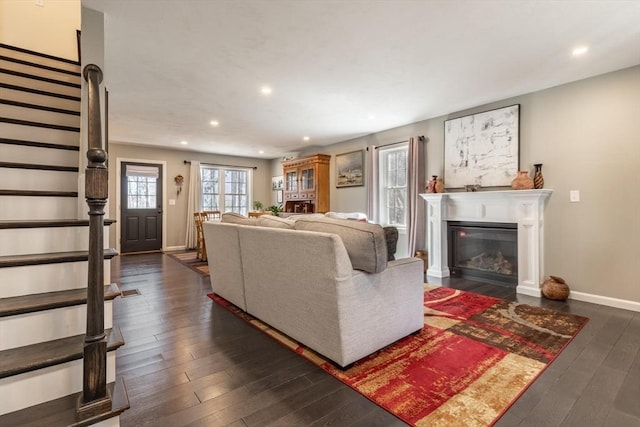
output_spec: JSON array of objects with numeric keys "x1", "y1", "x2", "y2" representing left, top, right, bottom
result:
[{"x1": 335, "y1": 150, "x2": 364, "y2": 187}]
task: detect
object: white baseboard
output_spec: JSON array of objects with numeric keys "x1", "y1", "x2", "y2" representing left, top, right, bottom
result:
[
  {"x1": 164, "y1": 245, "x2": 186, "y2": 252},
  {"x1": 569, "y1": 290, "x2": 640, "y2": 312},
  {"x1": 517, "y1": 285, "x2": 542, "y2": 298}
]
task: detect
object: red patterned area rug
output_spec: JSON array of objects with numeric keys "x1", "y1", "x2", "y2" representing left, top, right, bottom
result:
[
  {"x1": 168, "y1": 251, "x2": 209, "y2": 276},
  {"x1": 208, "y1": 285, "x2": 588, "y2": 426}
]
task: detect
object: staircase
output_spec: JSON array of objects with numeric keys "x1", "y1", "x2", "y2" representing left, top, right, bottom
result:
[{"x1": 0, "y1": 44, "x2": 129, "y2": 425}]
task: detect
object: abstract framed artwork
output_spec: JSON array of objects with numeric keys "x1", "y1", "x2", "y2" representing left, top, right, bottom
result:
[
  {"x1": 335, "y1": 150, "x2": 364, "y2": 187},
  {"x1": 444, "y1": 104, "x2": 520, "y2": 189}
]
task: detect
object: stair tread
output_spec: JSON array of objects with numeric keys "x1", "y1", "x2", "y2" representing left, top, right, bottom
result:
[
  {"x1": 0, "y1": 117, "x2": 80, "y2": 132},
  {"x1": 0, "y1": 283, "x2": 121, "y2": 317},
  {"x1": 0, "y1": 189, "x2": 78, "y2": 197},
  {"x1": 0, "y1": 55, "x2": 81, "y2": 77},
  {"x1": 0, "y1": 82, "x2": 81, "y2": 102},
  {"x1": 0, "y1": 219, "x2": 116, "y2": 229},
  {"x1": 0, "y1": 248, "x2": 118, "y2": 268},
  {"x1": 0, "y1": 327, "x2": 124, "y2": 379},
  {"x1": 0, "y1": 138, "x2": 79, "y2": 151},
  {"x1": 0, "y1": 162, "x2": 79, "y2": 172},
  {"x1": 0, "y1": 98, "x2": 81, "y2": 116},
  {"x1": 0, "y1": 43, "x2": 80, "y2": 66},
  {"x1": 0, "y1": 68, "x2": 81, "y2": 89},
  {"x1": 0, "y1": 377, "x2": 129, "y2": 427}
]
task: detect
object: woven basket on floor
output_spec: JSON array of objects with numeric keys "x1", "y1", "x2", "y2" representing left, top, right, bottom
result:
[{"x1": 541, "y1": 275, "x2": 570, "y2": 301}]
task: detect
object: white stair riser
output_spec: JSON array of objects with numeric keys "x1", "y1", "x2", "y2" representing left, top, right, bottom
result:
[
  {"x1": 0, "y1": 73, "x2": 80, "y2": 98},
  {"x1": 1, "y1": 167, "x2": 78, "y2": 192},
  {"x1": 0, "y1": 122, "x2": 79, "y2": 146},
  {"x1": 0, "y1": 352, "x2": 116, "y2": 415},
  {"x1": 0, "y1": 195, "x2": 77, "y2": 220},
  {"x1": 0, "y1": 168, "x2": 77, "y2": 192},
  {"x1": 0, "y1": 59, "x2": 80, "y2": 85},
  {"x1": 1, "y1": 86, "x2": 80, "y2": 112},
  {"x1": 0, "y1": 301, "x2": 114, "y2": 351},
  {"x1": 0, "y1": 143, "x2": 79, "y2": 167},
  {"x1": 1, "y1": 103, "x2": 80, "y2": 128},
  {"x1": 0, "y1": 47, "x2": 80, "y2": 74},
  {"x1": 0, "y1": 226, "x2": 110, "y2": 256},
  {"x1": 0, "y1": 260, "x2": 112, "y2": 298}
]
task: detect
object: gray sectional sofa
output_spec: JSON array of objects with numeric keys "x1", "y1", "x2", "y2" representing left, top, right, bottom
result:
[{"x1": 202, "y1": 213, "x2": 424, "y2": 367}]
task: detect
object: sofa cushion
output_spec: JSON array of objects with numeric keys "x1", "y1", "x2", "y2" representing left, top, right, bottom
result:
[
  {"x1": 294, "y1": 217, "x2": 387, "y2": 273},
  {"x1": 256, "y1": 215, "x2": 295, "y2": 229},
  {"x1": 221, "y1": 212, "x2": 255, "y2": 225},
  {"x1": 383, "y1": 226, "x2": 399, "y2": 261}
]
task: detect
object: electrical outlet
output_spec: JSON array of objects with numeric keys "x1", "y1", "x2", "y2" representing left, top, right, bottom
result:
[{"x1": 570, "y1": 190, "x2": 580, "y2": 202}]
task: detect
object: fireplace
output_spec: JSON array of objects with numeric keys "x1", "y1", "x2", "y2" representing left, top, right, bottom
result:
[
  {"x1": 448, "y1": 221, "x2": 517, "y2": 286},
  {"x1": 420, "y1": 189, "x2": 553, "y2": 297}
]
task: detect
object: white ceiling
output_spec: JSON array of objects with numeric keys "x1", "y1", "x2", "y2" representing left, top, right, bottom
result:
[{"x1": 83, "y1": 0, "x2": 640, "y2": 159}]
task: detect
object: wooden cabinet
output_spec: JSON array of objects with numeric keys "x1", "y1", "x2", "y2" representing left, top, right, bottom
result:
[{"x1": 282, "y1": 154, "x2": 330, "y2": 214}]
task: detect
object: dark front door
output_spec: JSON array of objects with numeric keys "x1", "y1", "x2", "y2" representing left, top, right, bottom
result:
[{"x1": 120, "y1": 162, "x2": 163, "y2": 253}]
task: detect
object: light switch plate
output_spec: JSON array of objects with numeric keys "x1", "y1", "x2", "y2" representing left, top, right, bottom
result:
[
  {"x1": 570, "y1": 190, "x2": 580, "y2": 202},
  {"x1": 169, "y1": 199, "x2": 176, "y2": 205}
]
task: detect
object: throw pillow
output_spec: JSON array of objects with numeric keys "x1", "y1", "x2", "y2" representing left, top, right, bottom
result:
[
  {"x1": 294, "y1": 217, "x2": 387, "y2": 274},
  {"x1": 256, "y1": 215, "x2": 295, "y2": 229},
  {"x1": 383, "y1": 226, "x2": 398, "y2": 261},
  {"x1": 221, "y1": 212, "x2": 256, "y2": 226}
]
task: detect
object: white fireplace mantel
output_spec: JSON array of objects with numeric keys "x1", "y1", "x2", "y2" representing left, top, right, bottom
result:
[{"x1": 420, "y1": 189, "x2": 553, "y2": 297}]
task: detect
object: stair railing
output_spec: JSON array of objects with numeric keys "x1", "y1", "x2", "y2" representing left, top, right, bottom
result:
[{"x1": 77, "y1": 64, "x2": 111, "y2": 419}]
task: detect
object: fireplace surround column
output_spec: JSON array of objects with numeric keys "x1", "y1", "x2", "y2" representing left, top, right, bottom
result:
[{"x1": 420, "y1": 190, "x2": 553, "y2": 296}]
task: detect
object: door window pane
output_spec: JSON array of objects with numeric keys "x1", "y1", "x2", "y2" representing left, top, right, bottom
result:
[{"x1": 127, "y1": 176, "x2": 157, "y2": 209}]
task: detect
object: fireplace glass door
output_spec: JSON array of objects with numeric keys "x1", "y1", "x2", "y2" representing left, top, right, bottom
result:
[{"x1": 448, "y1": 221, "x2": 517, "y2": 286}]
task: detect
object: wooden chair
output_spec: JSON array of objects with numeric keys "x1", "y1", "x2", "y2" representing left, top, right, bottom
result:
[
  {"x1": 193, "y1": 212, "x2": 207, "y2": 261},
  {"x1": 202, "y1": 210, "x2": 221, "y2": 221}
]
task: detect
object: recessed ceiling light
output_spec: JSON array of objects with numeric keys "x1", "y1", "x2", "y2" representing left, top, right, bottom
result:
[
  {"x1": 180, "y1": 140, "x2": 188, "y2": 145},
  {"x1": 210, "y1": 120, "x2": 219, "y2": 127},
  {"x1": 260, "y1": 86, "x2": 273, "y2": 95},
  {"x1": 303, "y1": 136, "x2": 310, "y2": 141},
  {"x1": 572, "y1": 45, "x2": 589, "y2": 56},
  {"x1": 259, "y1": 150, "x2": 265, "y2": 154},
  {"x1": 368, "y1": 115, "x2": 376, "y2": 120}
]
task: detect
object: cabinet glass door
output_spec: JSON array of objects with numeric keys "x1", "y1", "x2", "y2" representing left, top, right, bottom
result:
[
  {"x1": 285, "y1": 170, "x2": 298, "y2": 192},
  {"x1": 300, "y1": 167, "x2": 315, "y2": 191}
]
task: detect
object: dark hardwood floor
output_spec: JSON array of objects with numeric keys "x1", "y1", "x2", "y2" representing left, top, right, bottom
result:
[{"x1": 112, "y1": 253, "x2": 640, "y2": 426}]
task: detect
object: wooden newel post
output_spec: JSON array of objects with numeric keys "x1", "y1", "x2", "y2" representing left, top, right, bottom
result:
[{"x1": 77, "y1": 64, "x2": 113, "y2": 419}]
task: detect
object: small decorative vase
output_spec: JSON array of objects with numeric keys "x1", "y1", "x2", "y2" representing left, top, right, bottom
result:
[
  {"x1": 427, "y1": 175, "x2": 437, "y2": 193},
  {"x1": 435, "y1": 178, "x2": 445, "y2": 193},
  {"x1": 541, "y1": 275, "x2": 570, "y2": 301},
  {"x1": 511, "y1": 171, "x2": 534, "y2": 190},
  {"x1": 533, "y1": 163, "x2": 544, "y2": 189}
]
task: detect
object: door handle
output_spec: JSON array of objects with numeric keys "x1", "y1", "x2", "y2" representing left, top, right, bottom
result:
[{"x1": 157, "y1": 209, "x2": 163, "y2": 214}]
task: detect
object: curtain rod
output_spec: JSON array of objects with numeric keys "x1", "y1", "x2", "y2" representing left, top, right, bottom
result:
[
  {"x1": 370, "y1": 135, "x2": 424, "y2": 150},
  {"x1": 184, "y1": 160, "x2": 257, "y2": 170}
]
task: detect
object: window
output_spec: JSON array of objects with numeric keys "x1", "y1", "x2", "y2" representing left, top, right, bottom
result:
[
  {"x1": 127, "y1": 176, "x2": 157, "y2": 209},
  {"x1": 201, "y1": 165, "x2": 252, "y2": 215},
  {"x1": 125, "y1": 164, "x2": 159, "y2": 209},
  {"x1": 378, "y1": 144, "x2": 408, "y2": 228}
]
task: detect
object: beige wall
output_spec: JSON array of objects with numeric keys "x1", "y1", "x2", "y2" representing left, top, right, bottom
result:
[
  {"x1": 276, "y1": 66, "x2": 639, "y2": 303},
  {"x1": 107, "y1": 143, "x2": 273, "y2": 249},
  {"x1": 0, "y1": 0, "x2": 80, "y2": 60}
]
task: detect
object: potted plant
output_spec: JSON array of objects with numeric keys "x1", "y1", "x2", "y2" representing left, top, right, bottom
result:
[
  {"x1": 252, "y1": 200, "x2": 264, "y2": 211},
  {"x1": 266, "y1": 204, "x2": 283, "y2": 216}
]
